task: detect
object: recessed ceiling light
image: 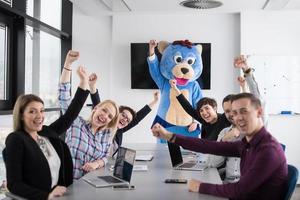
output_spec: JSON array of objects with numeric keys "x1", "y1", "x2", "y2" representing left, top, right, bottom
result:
[{"x1": 180, "y1": 0, "x2": 223, "y2": 9}]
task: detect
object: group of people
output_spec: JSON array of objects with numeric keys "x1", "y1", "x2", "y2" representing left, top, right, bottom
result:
[
  {"x1": 4, "y1": 50, "x2": 159, "y2": 199},
  {"x1": 151, "y1": 54, "x2": 288, "y2": 199},
  {"x1": 3, "y1": 47, "x2": 288, "y2": 200}
]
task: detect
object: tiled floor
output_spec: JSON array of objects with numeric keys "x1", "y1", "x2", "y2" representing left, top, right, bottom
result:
[{"x1": 292, "y1": 185, "x2": 300, "y2": 200}]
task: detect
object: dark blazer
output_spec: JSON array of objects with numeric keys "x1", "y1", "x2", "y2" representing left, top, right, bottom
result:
[{"x1": 4, "y1": 87, "x2": 89, "y2": 200}]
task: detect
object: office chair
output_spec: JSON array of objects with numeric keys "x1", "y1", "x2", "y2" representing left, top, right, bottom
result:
[
  {"x1": 2, "y1": 148, "x2": 6, "y2": 163},
  {"x1": 280, "y1": 143, "x2": 286, "y2": 152},
  {"x1": 284, "y1": 164, "x2": 299, "y2": 200}
]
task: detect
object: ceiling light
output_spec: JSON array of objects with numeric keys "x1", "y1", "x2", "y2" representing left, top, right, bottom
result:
[{"x1": 180, "y1": 0, "x2": 223, "y2": 9}]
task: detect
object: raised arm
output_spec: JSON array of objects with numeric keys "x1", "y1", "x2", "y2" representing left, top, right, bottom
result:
[
  {"x1": 118, "y1": 91, "x2": 160, "y2": 133},
  {"x1": 88, "y1": 73, "x2": 101, "y2": 107},
  {"x1": 149, "y1": 39, "x2": 157, "y2": 56},
  {"x1": 51, "y1": 66, "x2": 89, "y2": 134},
  {"x1": 60, "y1": 50, "x2": 79, "y2": 85},
  {"x1": 237, "y1": 76, "x2": 249, "y2": 93},
  {"x1": 59, "y1": 50, "x2": 79, "y2": 114},
  {"x1": 234, "y1": 55, "x2": 268, "y2": 126},
  {"x1": 169, "y1": 79, "x2": 203, "y2": 123},
  {"x1": 148, "y1": 90, "x2": 160, "y2": 108},
  {"x1": 234, "y1": 55, "x2": 260, "y2": 97},
  {"x1": 147, "y1": 40, "x2": 165, "y2": 88}
]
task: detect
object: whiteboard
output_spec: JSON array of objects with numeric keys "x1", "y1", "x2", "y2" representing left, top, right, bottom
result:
[{"x1": 247, "y1": 55, "x2": 300, "y2": 114}]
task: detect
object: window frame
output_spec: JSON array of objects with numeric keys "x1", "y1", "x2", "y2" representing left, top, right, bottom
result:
[
  {"x1": 0, "y1": 0, "x2": 72, "y2": 114},
  {"x1": 0, "y1": 11, "x2": 13, "y2": 111}
]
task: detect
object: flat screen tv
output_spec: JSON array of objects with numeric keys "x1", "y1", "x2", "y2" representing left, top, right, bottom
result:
[{"x1": 131, "y1": 43, "x2": 211, "y2": 89}]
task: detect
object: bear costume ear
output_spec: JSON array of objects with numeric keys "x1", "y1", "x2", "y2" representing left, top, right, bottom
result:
[
  {"x1": 158, "y1": 41, "x2": 169, "y2": 54},
  {"x1": 195, "y1": 44, "x2": 203, "y2": 55}
]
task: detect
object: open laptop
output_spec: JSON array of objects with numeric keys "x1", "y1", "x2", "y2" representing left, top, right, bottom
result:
[
  {"x1": 167, "y1": 142, "x2": 207, "y2": 171},
  {"x1": 83, "y1": 147, "x2": 136, "y2": 187}
]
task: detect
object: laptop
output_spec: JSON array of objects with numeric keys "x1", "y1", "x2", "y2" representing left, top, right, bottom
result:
[
  {"x1": 167, "y1": 142, "x2": 207, "y2": 171},
  {"x1": 83, "y1": 147, "x2": 136, "y2": 187}
]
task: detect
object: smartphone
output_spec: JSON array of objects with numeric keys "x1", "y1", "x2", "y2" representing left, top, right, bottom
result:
[
  {"x1": 113, "y1": 185, "x2": 135, "y2": 190},
  {"x1": 164, "y1": 179, "x2": 187, "y2": 184}
]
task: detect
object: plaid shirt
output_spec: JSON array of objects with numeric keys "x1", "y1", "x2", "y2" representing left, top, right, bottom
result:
[{"x1": 59, "y1": 83, "x2": 112, "y2": 179}]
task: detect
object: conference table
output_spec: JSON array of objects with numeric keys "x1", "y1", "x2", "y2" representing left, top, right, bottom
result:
[{"x1": 55, "y1": 143, "x2": 227, "y2": 200}]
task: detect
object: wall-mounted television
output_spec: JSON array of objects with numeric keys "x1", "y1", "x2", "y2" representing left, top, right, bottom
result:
[{"x1": 131, "y1": 43, "x2": 211, "y2": 89}]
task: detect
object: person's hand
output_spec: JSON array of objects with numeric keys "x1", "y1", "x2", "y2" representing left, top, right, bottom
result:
[
  {"x1": 77, "y1": 66, "x2": 88, "y2": 82},
  {"x1": 148, "y1": 90, "x2": 160, "y2": 108},
  {"x1": 237, "y1": 76, "x2": 248, "y2": 92},
  {"x1": 234, "y1": 55, "x2": 249, "y2": 71},
  {"x1": 76, "y1": 66, "x2": 89, "y2": 90},
  {"x1": 151, "y1": 123, "x2": 173, "y2": 141},
  {"x1": 64, "y1": 50, "x2": 79, "y2": 69},
  {"x1": 169, "y1": 79, "x2": 181, "y2": 95},
  {"x1": 222, "y1": 127, "x2": 240, "y2": 142},
  {"x1": 237, "y1": 76, "x2": 246, "y2": 88},
  {"x1": 188, "y1": 179, "x2": 201, "y2": 192},
  {"x1": 188, "y1": 122, "x2": 198, "y2": 132},
  {"x1": 169, "y1": 79, "x2": 177, "y2": 89},
  {"x1": 88, "y1": 73, "x2": 98, "y2": 94},
  {"x1": 82, "y1": 160, "x2": 103, "y2": 172},
  {"x1": 48, "y1": 186, "x2": 66, "y2": 200},
  {"x1": 149, "y1": 40, "x2": 157, "y2": 56},
  {"x1": 153, "y1": 91, "x2": 160, "y2": 102}
]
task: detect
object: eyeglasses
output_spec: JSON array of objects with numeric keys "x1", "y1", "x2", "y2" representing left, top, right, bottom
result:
[{"x1": 120, "y1": 112, "x2": 131, "y2": 124}]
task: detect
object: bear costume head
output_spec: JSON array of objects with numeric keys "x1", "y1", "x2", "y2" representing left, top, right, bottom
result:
[{"x1": 158, "y1": 40, "x2": 203, "y2": 86}]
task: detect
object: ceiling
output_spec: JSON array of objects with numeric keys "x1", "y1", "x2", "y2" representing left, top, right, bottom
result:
[{"x1": 71, "y1": 0, "x2": 300, "y2": 16}]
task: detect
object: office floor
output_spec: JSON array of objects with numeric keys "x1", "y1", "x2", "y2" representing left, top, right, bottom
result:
[{"x1": 292, "y1": 185, "x2": 300, "y2": 200}]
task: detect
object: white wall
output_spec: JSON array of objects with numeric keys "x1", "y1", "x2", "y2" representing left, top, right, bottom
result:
[
  {"x1": 72, "y1": 5, "x2": 113, "y2": 102},
  {"x1": 240, "y1": 10, "x2": 300, "y2": 181},
  {"x1": 110, "y1": 13, "x2": 240, "y2": 143},
  {"x1": 71, "y1": 8, "x2": 300, "y2": 177},
  {"x1": 241, "y1": 11, "x2": 300, "y2": 56}
]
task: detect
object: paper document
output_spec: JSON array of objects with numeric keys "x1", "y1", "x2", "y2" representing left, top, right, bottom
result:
[
  {"x1": 110, "y1": 165, "x2": 148, "y2": 172},
  {"x1": 133, "y1": 165, "x2": 148, "y2": 171},
  {"x1": 135, "y1": 155, "x2": 154, "y2": 161}
]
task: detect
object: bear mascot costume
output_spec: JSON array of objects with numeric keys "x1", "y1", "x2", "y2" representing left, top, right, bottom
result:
[{"x1": 147, "y1": 39, "x2": 203, "y2": 142}]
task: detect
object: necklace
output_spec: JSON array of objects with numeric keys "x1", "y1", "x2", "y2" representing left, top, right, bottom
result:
[{"x1": 36, "y1": 135, "x2": 51, "y2": 158}]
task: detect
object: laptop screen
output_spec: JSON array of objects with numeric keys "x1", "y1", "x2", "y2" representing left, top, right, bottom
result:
[
  {"x1": 113, "y1": 147, "x2": 136, "y2": 182},
  {"x1": 167, "y1": 142, "x2": 183, "y2": 167}
]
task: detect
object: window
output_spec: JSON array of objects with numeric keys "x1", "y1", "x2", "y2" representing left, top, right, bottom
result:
[
  {"x1": 26, "y1": 0, "x2": 62, "y2": 30},
  {"x1": 0, "y1": 0, "x2": 73, "y2": 184},
  {"x1": 0, "y1": 25, "x2": 7, "y2": 100},
  {"x1": 0, "y1": 0, "x2": 72, "y2": 112},
  {"x1": 25, "y1": 26, "x2": 61, "y2": 108},
  {"x1": 0, "y1": 0, "x2": 12, "y2": 7}
]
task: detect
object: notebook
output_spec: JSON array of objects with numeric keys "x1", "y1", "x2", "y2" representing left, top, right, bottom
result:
[
  {"x1": 135, "y1": 154, "x2": 154, "y2": 161},
  {"x1": 83, "y1": 147, "x2": 136, "y2": 187},
  {"x1": 167, "y1": 142, "x2": 207, "y2": 171}
]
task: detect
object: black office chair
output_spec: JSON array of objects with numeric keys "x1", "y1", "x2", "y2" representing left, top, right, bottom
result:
[
  {"x1": 280, "y1": 143, "x2": 286, "y2": 152},
  {"x1": 2, "y1": 148, "x2": 6, "y2": 163},
  {"x1": 284, "y1": 164, "x2": 299, "y2": 200}
]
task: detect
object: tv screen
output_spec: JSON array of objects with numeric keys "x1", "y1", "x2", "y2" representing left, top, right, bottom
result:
[{"x1": 131, "y1": 43, "x2": 211, "y2": 89}]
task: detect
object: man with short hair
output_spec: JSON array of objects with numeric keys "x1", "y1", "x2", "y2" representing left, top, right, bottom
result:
[
  {"x1": 169, "y1": 80, "x2": 231, "y2": 141},
  {"x1": 152, "y1": 93, "x2": 287, "y2": 200}
]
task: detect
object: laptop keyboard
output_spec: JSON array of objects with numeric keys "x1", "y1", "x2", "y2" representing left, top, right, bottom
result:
[
  {"x1": 180, "y1": 162, "x2": 196, "y2": 168},
  {"x1": 99, "y1": 176, "x2": 123, "y2": 183}
]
